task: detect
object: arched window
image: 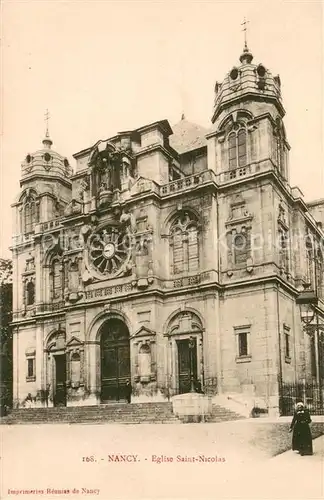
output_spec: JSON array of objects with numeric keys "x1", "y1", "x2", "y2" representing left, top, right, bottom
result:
[
  {"x1": 228, "y1": 125, "x2": 247, "y2": 169},
  {"x1": 24, "y1": 199, "x2": 36, "y2": 234},
  {"x1": 170, "y1": 213, "x2": 199, "y2": 275},
  {"x1": 51, "y1": 258, "x2": 63, "y2": 300},
  {"x1": 26, "y1": 281, "x2": 35, "y2": 305}
]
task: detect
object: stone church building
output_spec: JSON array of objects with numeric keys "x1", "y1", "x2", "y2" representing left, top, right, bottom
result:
[{"x1": 10, "y1": 44, "x2": 324, "y2": 413}]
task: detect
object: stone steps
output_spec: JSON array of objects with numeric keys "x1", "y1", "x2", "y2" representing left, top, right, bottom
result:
[
  {"x1": 1, "y1": 402, "x2": 245, "y2": 425},
  {"x1": 1, "y1": 402, "x2": 180, "y2": 425},
  {"x1": 204, "y1": 404, "x2": 246, "y2": 423}
]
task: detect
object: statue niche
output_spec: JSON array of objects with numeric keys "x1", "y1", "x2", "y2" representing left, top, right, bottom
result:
[
  {"x1": 64, "y1": 256, "x2": 83, "y2": 303},
  {"x1": 138, "y1": 343, "x2": 151, "y2": 383},
  {"x1": 70, "y1": 352, "x2": 81, "y2": 388},
  {"x1": 89, "y1": 142, "x2": 123, "y2": 208}
]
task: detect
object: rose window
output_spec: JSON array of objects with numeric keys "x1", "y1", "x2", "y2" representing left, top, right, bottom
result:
[{"x1": 86, "y1": 225, "x2": 132, "y2": 279}]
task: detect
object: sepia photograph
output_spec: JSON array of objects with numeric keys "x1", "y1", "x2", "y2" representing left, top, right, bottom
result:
[{"x1": 0, "y1": 0, "x2": 323, "y2": 499}]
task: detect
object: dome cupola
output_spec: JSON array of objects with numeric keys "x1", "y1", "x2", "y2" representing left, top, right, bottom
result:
[
  {"x1": 21, "y1": 132, "x2": 72, "y2": 181},
  {"x1": 212, "y1": 44, "x2": 284, "y2": 125}
]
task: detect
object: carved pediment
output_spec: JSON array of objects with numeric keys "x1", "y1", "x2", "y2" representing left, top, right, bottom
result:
[
  {"x1": 66, "y1": 336, "x2": 83, "y2": 348},
  {"x1": 131, "y1": 326, "x2": 156, "y2": 339},
  {"x1": 226, "y1": 195, "x2": 253, "y2": 227}
]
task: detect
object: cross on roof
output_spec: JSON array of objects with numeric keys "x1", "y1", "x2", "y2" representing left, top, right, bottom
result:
[
  {"x1": 241, "y1": 17, "x2": 250, "y2": 48},
  {"x1": 44, "y1": 109, "x2": 50, "y2": 137}
]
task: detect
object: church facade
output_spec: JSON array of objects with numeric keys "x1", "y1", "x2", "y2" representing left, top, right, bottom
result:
[{"x1": 10, "y1": 44, "x2": 324, "y2": 413}]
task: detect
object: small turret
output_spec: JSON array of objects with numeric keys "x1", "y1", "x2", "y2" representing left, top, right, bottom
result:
[{"x1": 212, "y1": 45, "x2": 284, "y2": 125}]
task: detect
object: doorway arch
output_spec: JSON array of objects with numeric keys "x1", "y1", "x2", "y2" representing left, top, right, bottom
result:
[
  {"x1": 165, "y1": 310, "x2": 204, "y2": 395},
  {"x1": 45, "y1": 329, "x2": 67, "y2": 407},
  {"x1": 100, "y1": 318, "x2": 131, "y2": 402}
]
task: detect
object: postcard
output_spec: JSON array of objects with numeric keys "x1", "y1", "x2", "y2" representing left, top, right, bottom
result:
[{"x1": 0, "y1": 1, "x2": 323, "y2": 499}]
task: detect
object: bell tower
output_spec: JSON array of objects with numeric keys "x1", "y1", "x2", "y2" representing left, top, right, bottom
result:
[
  {"x1": 208, "y1": 38, "x2": 289, "y2": 183},
  {"x1": 11, "y1": 115, "x2": 72, "y2": 318}
]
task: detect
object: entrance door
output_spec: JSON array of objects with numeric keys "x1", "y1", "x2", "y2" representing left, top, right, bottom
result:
[
  {"x1": 101, "y1": 320, "x2": 130, "y2": 402},
  {"x1": 54, "y1": 354, "x2": 66, "y2": 407},
  {"x1": 177, "y1": 338, "x2": 197, "y2": 394}
]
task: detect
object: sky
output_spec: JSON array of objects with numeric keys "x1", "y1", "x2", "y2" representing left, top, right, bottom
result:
[{"x1": 1, "y1": 0, "x2": 323, "y2": 257}]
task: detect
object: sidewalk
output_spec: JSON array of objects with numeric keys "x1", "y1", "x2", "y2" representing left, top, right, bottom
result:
[
  {"x1": 272, "y1": 433, "x2": 324, "y2": 461},
  {"x1": 223, "y1": 435, "x2": 324, "y2": 500},
  {"x1": 230, "y1": 415, "x2": 324, "y2": 424}
]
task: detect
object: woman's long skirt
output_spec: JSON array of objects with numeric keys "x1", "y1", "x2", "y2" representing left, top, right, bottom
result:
[{"x1": 292, "y1": 423, "x2": 313, "y2": 455}]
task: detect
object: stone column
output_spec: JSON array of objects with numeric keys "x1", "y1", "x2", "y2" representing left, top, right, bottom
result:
[
  {"x1": 198, "y1": 335, "x2": 204, "y2": 387},
  {"x1": 46, "y1": 354, "x2": 55, "y2": 407},
  {"x1": 80, "y1": 349, "x2": 84, "y2": 386},
  {"x1": 201, "y1": 195, "x2": 217, "y2": 273},
  {"x1": 204, "y1": 294, "x2": 219, "y2": 395},
  {"x1": 86, "y1": 342, "x2": 99, "y2": 405},
  {"x1": 12, "y1": 329, "x2": 19, "y2": 407},
  {"x1": 166, "y1": 338, "x2": 172, "y2": 396},
  {"x1": 215, "y1": 294, "x2": 222, "y2": 394},
  {"x1": 34, "y1": 241, "x2": 41, "y2": 306},
  {"x1": 12, "y1": 250, "x2": 19, "y2": 316},
  {"x1": 35, "y1": 324, "x2": 44, "y2": 405},
  {"x1": 170, "y1": 339, "x2": 177, "y2": 395},
  {"x1": 133, "y1": 340, "x2": 140, "y2": 382}
]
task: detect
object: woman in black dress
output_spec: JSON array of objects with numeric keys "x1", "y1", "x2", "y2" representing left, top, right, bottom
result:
[{"x1": 289, "y1": 401, "x2": 313, "y2": 455}]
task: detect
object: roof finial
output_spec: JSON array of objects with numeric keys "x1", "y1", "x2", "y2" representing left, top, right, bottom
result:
[
  {"x1": 241, "y1": 17, "x2": 249, "y2": 50},
  {"x1": 45, "y1": 108, "x2": 50, "y2": 137},
  {"x1": 240, "y1": 17, "x2": 253, "y2": 64},
  {"x1": 180, "y1": 64, "x2": 187, "y2": 122},
  {"x1": 43, "y1": 108, "x2": 53, "y2": 149}
]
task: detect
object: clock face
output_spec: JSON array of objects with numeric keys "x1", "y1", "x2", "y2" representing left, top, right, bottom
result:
[
  {"x1": 86, "y1": 224, "x2": 131, "y2": 279},
  {"x1": 103, "y1": 242, "x2": 115, "y2": 259}
]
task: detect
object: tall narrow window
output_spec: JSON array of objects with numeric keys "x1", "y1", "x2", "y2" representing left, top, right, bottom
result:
[
  {"x1": 26, "y1": 281, "x2": 35, "y2": 305},
  {"x1": 24, "y1": 199, "x2": 36, "y2": 234},
  {"x1": 170, "y1": 213, "x2": 199, "y2": 275},
  {"x1": 284, "y1": 333, "x2": 289, "y2": 357},
  {"x1": 187, "y1": 225, "x2": 199, "y2": 272},
  {"x1": 228, "y1": 126, "x2": 247, "y2": 169},
  {"x1": 238, "y1": 129, "x2": 247, "y2": 167},
  {"x1": 235, "y1": 326, "x2": 251, "y2": 361},
  {"x1": 27, "y1": 358, "x2": 35, "y2": 378},
  {"x1": 228, "y1": 133, "x2": 237, "y2": 169},
  {"x1": 172, "y1": 228, "x2": 184, "y2": 274},
  {"x1": 238, "y1": 332, "x2": 248, "y2": 356},
  {"x1": 284, "y1": 325, "x2": 291, "y2": 362}
]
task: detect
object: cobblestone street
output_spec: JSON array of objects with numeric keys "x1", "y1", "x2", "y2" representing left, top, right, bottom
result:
[{"x1": 1, "y1": 422, "x2": 323, "y2": 500}]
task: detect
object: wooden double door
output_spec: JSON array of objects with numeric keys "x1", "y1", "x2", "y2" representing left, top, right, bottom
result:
[{"x1": 100, "y1": 320, "x2": 131, "y2": 402}]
